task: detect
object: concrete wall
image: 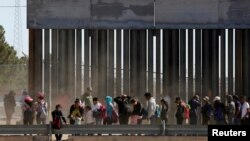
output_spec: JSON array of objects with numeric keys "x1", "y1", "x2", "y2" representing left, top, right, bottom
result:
[
  {"x1": 68, "y1": 136, "x2": 207, "y2": 141},
  {"x1": 28, "y1": 0, "x2": 250, "y2": 29}
]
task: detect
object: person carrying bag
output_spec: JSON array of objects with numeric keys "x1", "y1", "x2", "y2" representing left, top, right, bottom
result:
[{"x1": 51, "y1": 104, "x2": 67, "y2": 141}]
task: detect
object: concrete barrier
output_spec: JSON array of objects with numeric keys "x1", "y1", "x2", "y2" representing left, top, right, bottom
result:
[
  {"x1": 0, "y1": 136, "x2": 50, "y2": 141},
  {"x1": 0, "y1": 136, "x2": 33, "y2": 141},
  {"x1": 68, "y1": 136, "x2": 208, "y2": 141}
]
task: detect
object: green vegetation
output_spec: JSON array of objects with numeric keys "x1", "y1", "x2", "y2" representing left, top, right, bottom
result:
[{"x1": 0, "y1": 25, "x2": 28, "y2": 93}]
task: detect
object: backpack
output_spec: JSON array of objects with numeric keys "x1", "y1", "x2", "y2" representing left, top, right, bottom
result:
[
  {"x1": 154, "y1": 105, "x2": 161, "y2": 118},
  {"x1": 99, "y1": 105, "x2": 106, "y2": 119},
  {"x1": 38, "y1": 102, "x2": 48, "y2": 119},
  {"x1": 181, "y1": 102, "x2": 190, "y2": 119},
  {"x1": 52, "y1": 116, "x2": 61, "y2": 129},
  {"x1": 139, "y1": 103, "x2": 148, "y2": 119},
  {"x1": 111, "y1": 110, "x2": 119, "y2": 123},
  {"x1": 201, "y1": 103, "x2": 212, "y2": 118},
  {"x1": 93, "y1": 105, "x2": 106, "y2": 119},
  {"x1": 214, "y1": 104, "x2": 225, "y2": 121},
  {"x1": 140, "y1": 107, "x2": 148, "y2": 119}
]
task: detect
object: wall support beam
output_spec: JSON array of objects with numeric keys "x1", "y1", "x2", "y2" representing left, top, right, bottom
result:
[
  {"x1": 34, "y1": 29, "x2": 43, "y2": 95},
  {"x1": 28, "y1": 29, "x2": 35, "y2": 99},
  {"x1": 212, "y1": 30, "x2": 219, "y2": 97},
  {"x1": 139, "y1": 30, "x2": 147, "y2": 100},
  {"x1": 68, "y1": 29, "x2": 76, "y2": 98},
  {"x1": 108, "y1": 30, "x2": 115, "y2": 97},
  {"x1": 242, "y1": 29, "x2": 250, "y2": 97},
  {"x1": 84, "y1": 30, "x2": 90, "y2": 92},
  {"x1": 76, "y1": 29, "x2": 82, "y2": 97},
  {"x1": 188, "y1": 29, "x2": 193, "y2": 100},
  {"x1": 202, "y1": 29, "x2": 213, "y2": 98},
  {"x1": 235, "y1": 29, "x2": 243, "y2": 96},
  {"x1": 228, "y1": 29, "x2": 234, "y2": 95},
  {"x1": 98, "y1": 30, "x2": 108, "y2": 98},
  {"x1": 130, "y1": 30, "x2": 139, "y2": 97},
  {"x1": 91, "y1": 30, "x2": 99, "y2": 96},
  {"x1": 116, "y1": 30, "x2": 122, "y2": 96},
  {"x1": 148, "y1": 30, "x2": 154, "y2": 94},
  {"x1": 44, "y1": 29, "x2": 50, "y2": 97},
  {"x1": 220, "y1": 29, "x2": 226, "y2": 101},
  {"x1": 51, "y1": 29, "x2": 58, "y2": 98},
  {"x1": 180, "y1": 29, "x2": 186, "y2": 99},
  {"x1": 123, "y1": 30, "x2": 130, "y2": 95},
  {"x1": 195, "y1": 29, "x2": 202, "y2": 97},
  {"x1": 155, "y1": 30, "x2": 161, "y2": 98}
]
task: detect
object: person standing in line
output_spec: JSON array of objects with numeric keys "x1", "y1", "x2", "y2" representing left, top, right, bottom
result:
[
  {"x1": 239, "y1": 95, "x2": 250, "y2": 125},
  {"x1": 68, "y1": 99, "x2": 84, "y2": 125},
  {"x1": 175, "y1": 97, "x2": 185, "y2": 125},
  {"x1": 81, "y1": 87, "x2": 93, "y2": 107},
  {"x1": 114, "y1": 94, "x2": 131, "y2": 125},
  {"x1": 35, "y1": 92, "x2": 48, "y2": 125},
  {"x1": 22, "y1": 96, "x2": 34, "y2": 125},
  {"x1": 226, "y1": 95, "x2": 235, "y2": 125},
  {"x1": 4, "y1": 90, "x2": 16, "y2": 125},
  {"x1": 144, "y1": 92, "x2": 157, "y2": 125},
  {"x1": 160, "y1": 97, "x2": 168, "y2": 125},
  {"x1": 233, "y1": 95, "x2": 241, "y2": 125},
  {"x1": 130, "y1": 98, "x2": 143, "y2": 125},
  {"x1": 92, "y1": 97, "x2": 105, "y2": 125},
  {"x1": 213, "y1": 96, "x2": 226, "y2": 125},
  {"x1": 201, "y1": 96, "x2": 212, "y2": 125},
  {"x1": 103, "y1": 96, "x2": 114, "y2": 125},
  {"x1": 52, "y1": 104, "x2": 67, "y2": 141},
  {"x1": 188, "y1": 94, "x2": 201, "y2": 125}
]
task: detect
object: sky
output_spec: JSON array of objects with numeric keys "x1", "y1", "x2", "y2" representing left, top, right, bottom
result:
[{"x1": 0, "y1": 0, "x2": 28, "y2": 57}]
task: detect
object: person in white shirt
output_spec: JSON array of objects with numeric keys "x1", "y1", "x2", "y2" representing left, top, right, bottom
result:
[
  {"x1": 144, "y1": 92, "x2": 156, "y2": 125},
  {"x1": 239, "y1": 95, "x2": 250, "y2": 125},
  {"x1": 92, "y1": 97, "x2": 103, "y2": 125}
]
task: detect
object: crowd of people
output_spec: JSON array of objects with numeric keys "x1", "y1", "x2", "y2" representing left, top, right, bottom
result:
[{"x1": 2, "y1": 87, "x2": 250, "y2": 140}]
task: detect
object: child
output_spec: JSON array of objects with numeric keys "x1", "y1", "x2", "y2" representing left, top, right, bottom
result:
[
  {"x1": 74, "y1": 113, "x2": 82, "y2": 125},
  {"x1": 84, "y1": 106, "x2": 94, "y2": 124}
]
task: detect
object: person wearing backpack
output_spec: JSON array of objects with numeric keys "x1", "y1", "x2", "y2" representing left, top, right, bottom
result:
[
  {"x1": 188, "y1": 94, "x2": 201, "y2": 125},
  {"x1": 52, "y1": 104, "x2": 67, "y2": 141},
  {"x1": 201, "y1": 96, "x2": 212, "y2": 125},
  {"x1": 130, "y1": 98, "x2": 143, "y2": 125},
  {"x1": 22, "y1": 96, "x2": 34, "y2": 125},
  {"x1": 213, "y1": 96, "x2": 226, "y2": 125},
  {"x1": 92, "y1": 97, "x2": 105, "y2": 125},
  {"x1": 175, "y1": 97, "x2": 185, "y2": 125},
  {"x1": 35, "y1": 92, "x2": 48, "y2": 125},
  {"x1": 114, "y1": 94, "x2": 131, "y2": 125}
]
